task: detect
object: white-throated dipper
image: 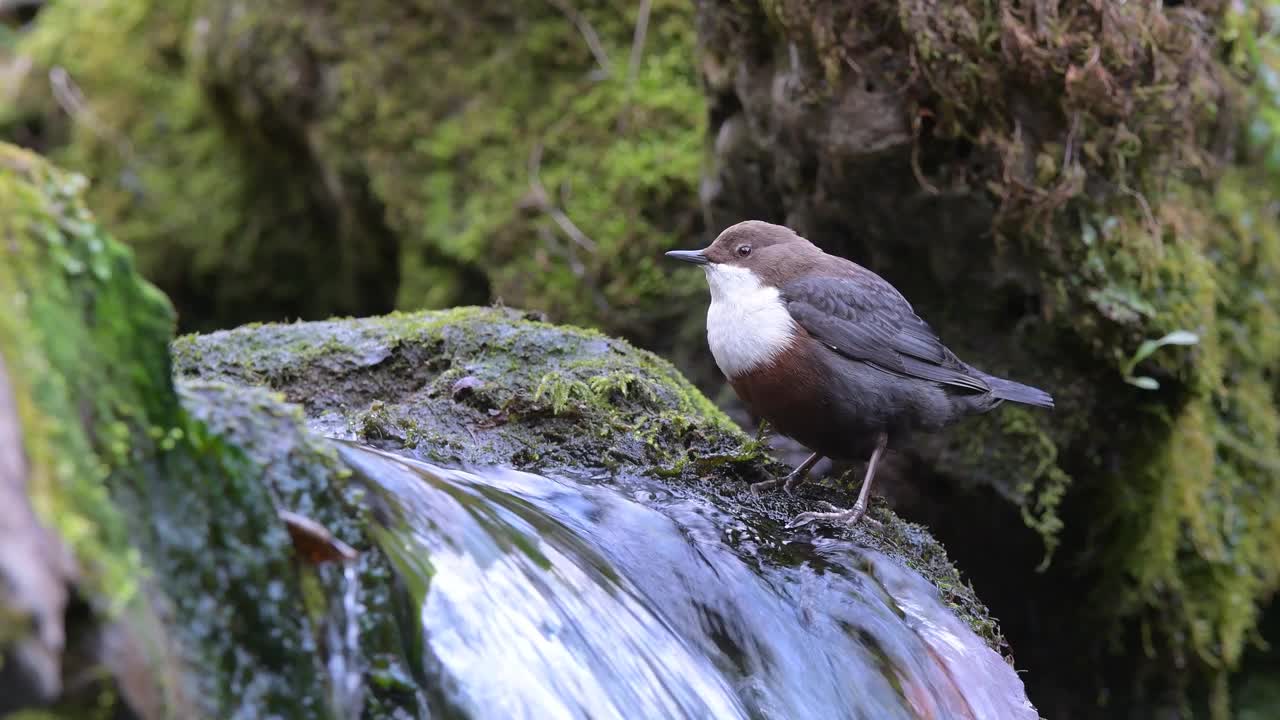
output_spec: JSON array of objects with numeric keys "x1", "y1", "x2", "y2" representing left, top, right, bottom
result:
[{"x1": 666, "y1": 220, "x2": 1054, "y2": 528}]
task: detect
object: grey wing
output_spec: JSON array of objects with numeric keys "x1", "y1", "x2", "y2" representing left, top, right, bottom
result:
[{"x1": 781, "y1": 275, "x2": 990, "y2": 393}]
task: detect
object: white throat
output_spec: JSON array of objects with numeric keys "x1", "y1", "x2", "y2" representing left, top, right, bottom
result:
[{"x1": 702, "y1": 264, "x2": 797, "y2": 378}]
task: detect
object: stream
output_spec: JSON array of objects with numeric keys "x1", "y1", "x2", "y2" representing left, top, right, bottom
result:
[{"x1": 334, "y1": 440, "x2": 1039, "y2": 720}]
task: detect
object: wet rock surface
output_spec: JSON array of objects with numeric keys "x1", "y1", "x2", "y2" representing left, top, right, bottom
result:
[{"x1": 172, "y1": 306, "x2": 1007, "y2": 650}]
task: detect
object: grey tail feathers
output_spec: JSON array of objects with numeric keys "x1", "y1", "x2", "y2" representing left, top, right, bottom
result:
[{"x1": 977, "y1": 372, "x2": 1055, "y2": 409}]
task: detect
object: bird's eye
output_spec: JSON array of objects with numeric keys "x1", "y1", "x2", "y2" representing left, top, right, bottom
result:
[{"x1": 736, "y1": 244, "x2": 752, "y2": 257}]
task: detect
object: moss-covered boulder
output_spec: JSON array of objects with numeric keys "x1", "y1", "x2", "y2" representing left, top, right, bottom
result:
[
  {"x1": 0, "y1": 0, "x2": 708, "y2": 361},
  {"x1": 0, "y1": 140, "x2": 186, "y2": 716},
  {"x1": 170, "y1": 305, "x2": 1004, "y2": 647},
  {"x1": 0, "y1": 142, "x2": 423, "y2": 718},
  {"x1": 695, "y1": 0, "x2": 1280, "y2": 715}
]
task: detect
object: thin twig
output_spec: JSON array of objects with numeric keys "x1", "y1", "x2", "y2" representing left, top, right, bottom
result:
[
  {"x1": 626, "y1": 0, "x2": 651, "y2": 93},
  {"x1": 1118, "y1": 183, "x2": 1162, "y2": 252},
  {"x1": 548, "y1": 204, "x2": 597, "y2": 253},
  {"x1": 617, "y1": 0, "x2": 651, "y2": 132},
  {"x1": 49, "y1": 65, "x2": 87, "y2": 119},
  {"x1": 910, "y1": 108, "x2": 940, "y2": 195},
  {"x1": 537, "y1": 224, "x2": 586, "y2": 278},
  {"x1": 546, "y1": 0, "x2": 611, "y2": 77},
  {"x1": 1062, "y1": 111, "x2": 1080, "y2": 176},
  {"x1": 49, "y1": 66, "x2": 135, "y2": 159},
  {"x1": 526, "y1": 141, "x2": 609, "y2": 313},
  {"x1": 527, "y1": 141, "x2": 599, "y2": 254}
]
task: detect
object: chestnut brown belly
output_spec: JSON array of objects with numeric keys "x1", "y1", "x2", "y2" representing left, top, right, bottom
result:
[{"x1": 727, "y1": 339, "x2": 880, "y2": 460}]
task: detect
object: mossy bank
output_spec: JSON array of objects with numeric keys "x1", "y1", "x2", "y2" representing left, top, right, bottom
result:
[
  {"x1": 0, "y1": 142, "x2": 425, "y2": 718},
  {"x1": 696, "y1": 1, "x2": 1280, "y2": 715}
]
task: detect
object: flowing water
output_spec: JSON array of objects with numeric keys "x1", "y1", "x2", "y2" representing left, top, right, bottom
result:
[
  {"x1": 324, "y1": 563, "x2": 365, "y2": 720},
  {"x1": 334, "y1": 441, "x2": 1039, "y2": 720}
]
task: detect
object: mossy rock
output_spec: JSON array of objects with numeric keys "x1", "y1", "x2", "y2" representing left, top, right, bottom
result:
[
  {"x1": 1, "y1": 0, "x2": 708, "y2": 362},
  {"x1": 0, "y1": 142, "x2": 422, "y2": 718},
  {"x1": 696, "y1": 1, "x2": 1280, "y2": 715},
  {"x1": 171, "y1": 305, "x2": 1006, "y2": 650},
  {"x1": 0, "y1": 140, "x2": 182, "y2": 717},
  {"x1": 168, "y1": 380, "x2": 426, "y2": 719}
]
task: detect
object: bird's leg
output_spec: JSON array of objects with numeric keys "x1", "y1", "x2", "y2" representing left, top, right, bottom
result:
[
  {"x1": 751, "y1": 452, "x2": 821, "y2": 495},
  {"x1": 786, "y1": 433, "x2": 889, "y2": 529},
  {"x1": 782, "y1": 452, "x2": 821, "y2": 493}
]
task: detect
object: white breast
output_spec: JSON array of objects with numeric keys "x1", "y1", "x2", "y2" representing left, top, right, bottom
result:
[{"x1": 703, "y1": 264, "x2": 798, "y2": 378}]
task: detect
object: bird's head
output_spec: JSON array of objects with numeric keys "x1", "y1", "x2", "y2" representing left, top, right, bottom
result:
[{"x1": 665, "y1": 221, "x2": 822, "y2": 299}]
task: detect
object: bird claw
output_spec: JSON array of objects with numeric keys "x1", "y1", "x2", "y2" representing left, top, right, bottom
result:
[{"x1": 785, "y1": 502, "x2": 868, "y2": 530}]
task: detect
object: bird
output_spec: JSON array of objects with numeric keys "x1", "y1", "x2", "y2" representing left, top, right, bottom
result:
[{"x1": 665, "y1": 220, "x2": 1054, "y2": 529}]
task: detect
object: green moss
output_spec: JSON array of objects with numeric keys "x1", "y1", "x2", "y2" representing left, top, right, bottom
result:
[
  {"x1": 1060, "y1": 51, "x2": 1280, "y2": 710},
  {"x1": 1045, "y1": 48, "x2": 1280, "y2": 706},
  {"x1": 0, "y1": 141, "x2": 190, "y2": 715},
  {"x1": 5, "y1": 0, "x2": 708, "y2": 342},
  {"x1": 995, "y1": 406, "x2": 1070, "y2": 565},
  {"x1": 173, "y1": 306, "x2": 743, "y2": 474},
  {"x1": 1089, "y1": 169, "x2": 1280, "y2": 708},
  {"x1": 375, "y1": 0, "x2": 708, "y2": 331},
  {"x1": 1074, "y1": 7, "x2": 1280, "y2": 691},
  {"x1": 3, "y1": 0, "x2": 398, "y2": 332},
  {"x1": 1050, "y1": 132, "x2": 1279, "y2": 720},
  {"x1": 0, "y1": 142, "x2": 174, "y2": 615}
]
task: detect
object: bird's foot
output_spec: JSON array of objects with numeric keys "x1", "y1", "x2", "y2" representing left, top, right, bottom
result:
[
  {"x1": 787, "y1": 434, "x2": 885, "y2": 530},
  {"x1": 785, "y1": 500, "x2": 870, "y2": 529},
  {"x1": 750, "y1": 466, "x2": 809, "y2": 496}
]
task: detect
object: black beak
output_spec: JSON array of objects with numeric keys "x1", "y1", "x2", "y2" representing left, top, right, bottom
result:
[{"x1": 665, "y1": 249, "x2": 709, "y2": 265}]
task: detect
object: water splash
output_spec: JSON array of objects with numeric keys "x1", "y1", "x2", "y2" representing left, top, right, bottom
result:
[
  {"x1": 336, "y1": 441, "x2": 1039, "y2": 720},
  {"x1": 324, "y1": 563, "x2": 364, "y2": 720}
]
